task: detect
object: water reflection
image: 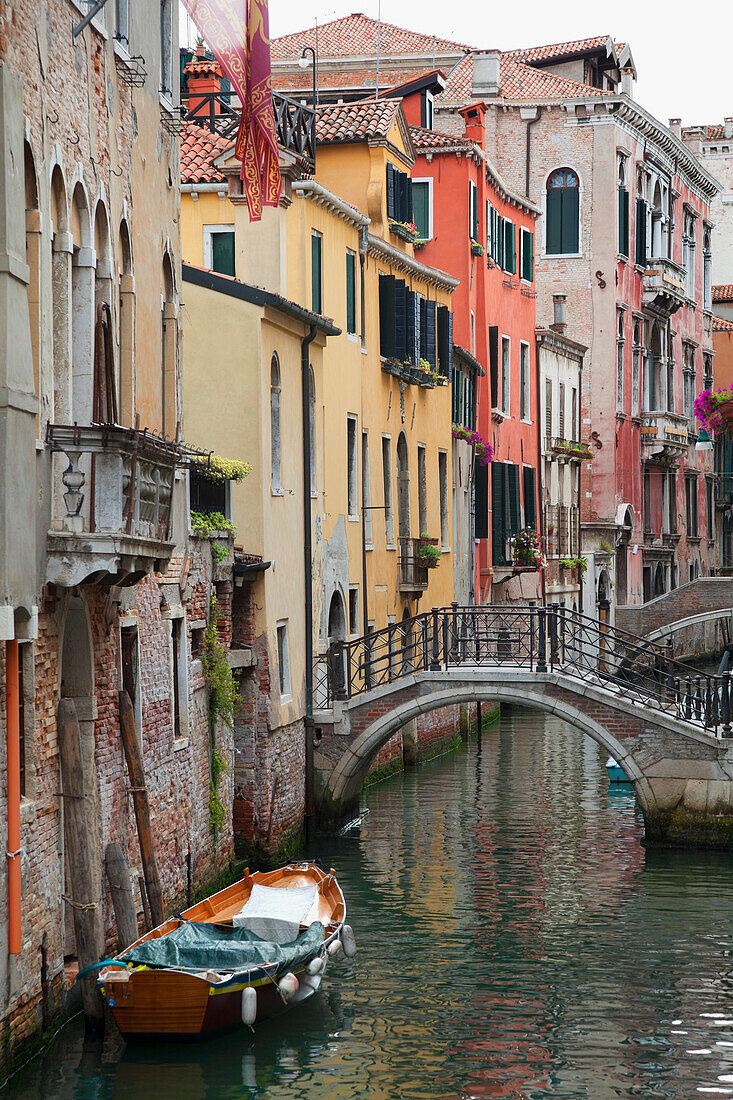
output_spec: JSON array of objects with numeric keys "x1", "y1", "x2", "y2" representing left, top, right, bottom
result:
[{"x1": 6, "y1": 706, "x2": 733, "y2": 1099}]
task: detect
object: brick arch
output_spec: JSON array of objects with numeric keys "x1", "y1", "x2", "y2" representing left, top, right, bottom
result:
[{"x1": 324, "y1": 681, "x2": 656, "y2": 822}]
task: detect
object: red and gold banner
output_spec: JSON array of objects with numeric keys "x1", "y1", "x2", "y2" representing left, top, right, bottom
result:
[{"x1": 181, "y1": 0, "x2": 282, "y2": 220}]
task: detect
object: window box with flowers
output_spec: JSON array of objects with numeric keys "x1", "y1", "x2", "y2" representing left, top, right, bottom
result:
[
  {"x1": 451, "y1": 425, "x2": 493, "y2": 466},
  {"x1": 511, "y1": 529, "x2": 547, "y2": 571},
  {"x1": 470, "y1": 239, "x2": 484, "y2": 256},
  {"x1": 416, "y1": 542, "x2": 441, "y2": 568},
  {"x1": 695, "y1": 387, "x2": 733, "y2": 433},
  {"x1": 388, "y1": 219, "x2": 419, "y2": 243}
]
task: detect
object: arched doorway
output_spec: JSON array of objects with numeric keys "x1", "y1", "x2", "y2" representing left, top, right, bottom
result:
[
  {"x1": 327, "y1": 590, "x2": 347, "y2": 695},
  {"x1": 615, "y1": 506, "x2": 633, "y2": 606},
  {"x1": 653, "y1": 562, "x2": 665, "y2": 597},
  {"x1": 400, "y1": 605, "x2": 414, "y2": 675},
  {"x1": 59, "y1": 595, "x2": 101, "y2": 958},
  {"x1": 597, "y1": 569, "x2": 611, "y2": 672}
]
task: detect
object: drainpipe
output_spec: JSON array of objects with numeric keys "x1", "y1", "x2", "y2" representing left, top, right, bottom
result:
[
  {"x1": 302, "y1": 325, "x2": 318, "y2": 843},
  {"x1": 6, "y1": 638, "x2": 21, "y2": 954}
]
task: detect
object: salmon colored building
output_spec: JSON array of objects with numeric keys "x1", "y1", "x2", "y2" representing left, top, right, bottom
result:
[{"x1": 397, "y1": 89, "x2": 542, "y2": 603}]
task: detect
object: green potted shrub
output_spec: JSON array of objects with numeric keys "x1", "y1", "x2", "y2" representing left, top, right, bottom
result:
[{"x1": 416, "y1": 542, "x2": 441, "y2": 568}]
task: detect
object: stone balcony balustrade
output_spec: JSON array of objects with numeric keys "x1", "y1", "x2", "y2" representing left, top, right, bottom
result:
[
  {"x1": 46, "y1": 423, "x2": 183, "y2": 587},
  {"x1": 639, "y1": 410, "x2": 689, "y2": 462},
  {"x1": 642, "y1": 256, "x2": 687, "y2": 315}
]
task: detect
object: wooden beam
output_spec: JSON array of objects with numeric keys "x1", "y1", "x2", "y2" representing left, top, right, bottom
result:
[
  {"x1": 104, "y1": 842, "x2": 138, "y2": 951},
  {"x1": 118, "y1": 691, "x2": 164, "y2": 928}
]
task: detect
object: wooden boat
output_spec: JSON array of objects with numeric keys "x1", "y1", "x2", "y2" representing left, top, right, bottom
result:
[
  {"x1": 98, "y1": 862, "x2": 353, "y2": 1040},
  {"x1": 606, "y1": 756, "x2": 631, "y2": 783}
]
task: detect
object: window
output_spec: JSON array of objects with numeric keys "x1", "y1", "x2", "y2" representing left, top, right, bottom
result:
[
  {"x1": 346, "y1": 251, "x2": 356, "y2": 334},
  {"x1": 203, "y1": 226, "x2": 235, "y2": 277},
  {"x1": 571, "y1": 387, "x2": 578, "y2": 442},
  {"x1": 438, "y1": 450, "x2": 449, "y2": 547},
  {"x1": 707, "y1": 479, "x2": 714, "y2": 542},
  {"x1": 386, "y1": 162, "x2": 412, "y2": 224},
  {"x1": 170, "y1": 615, "x2": 188, "y2": 741},
  {"x1": 469, "y1": 180, "x2": 478, "y2": 241},
  {"x1": 520, "y1": 343, "x2": 530, "y2": 420},
  {"x1": 452, "y1": 365, "x2": 463, "y2": 423},
  {"x1": 349, "y1": 587, "x2": 359, "y2": 636},
  {"x1": 115, "y1": 0, "x2": 129, "y2": 45},
  {"x1": 491, "y1": 462, "x2": 521, "y2": 565},
  {"x1": 503, "y1": 219, "x2": 516, "y2": 273},
  {"x1": 616, "y1": 310, "x2": 625, "y2": 412},
  {"x1": 412, "y1": 180, "x2": 431, "y2": 240},
  {"x1": 420, "y1": 296, "x2": 437, "y2": 370},
  {"x1": 683, "y1": 209, "x2": 696, "y2": 301},
  {"x1": 632, "y1": 320, "x2": 641, "y2": 417},
  {"x1": 160, "y1": 0, "x2": 173, "y2": 95},
  {"x1": 270, "y1": 353, "x2": 281, "y2": 493},
  {"x1": 546, "y1": 168, "x2": 580, "y2": 255},
  {"x1": 545, "y1": 379, "x2": 553, "y2": 439},
  {"x1": 523, "y1": 465, "x2": 536, "y2": 530},
  {"x1": 703, "y1": 225, "x2": 712, "y2": 311},
  {"x1": 120, "y1": 623, "x2": 141, "y2": 746},
  {"x1": 311, "y1": 232, "x2": 322, "y2": 314},
  {"x1": 501, "y1": 336, "x2": 510, "y2": 415},
  {"x1": 470, "y1": 311, "x2": 476, "y2": 355},
  {"x1": 421, "y1": 90, "x2": 434, "y2": 130},
  {"x1": 686, "y1": 474, "x2": 698, "y2": 537},
  {"x1": 276, "y1": 622, "x2": 291, "y2": 697},
  {"x1": 347, "y1": 415, "x2": 358, "y2": 517},
  {"x1": 436, "y1": 305, "x2": 453, "y2": 376},
  {"x1": 643, "y1": 467, "x2": 651, "y2": 534},
  {"x1": 417, "y1": 444, "x2": 428, "y2": 535},
  {"x1": 683, "y1": 343, "x2": 697, "y2": 432},
  {"x1": 362, "y1": 431, "x2": 372, "y2": 545},
  {"x1": 190, "y1": 468, "x2": 229, "y2": 519},
  {"x1": 489, "y1": 205, "x2": 504, "y2": 267},
  {"x1": 520, "y1": 227, "x2": 534, "y2": 282},
  {"x1": 618, "y1": 156, "x2": 629, "y2": 256},
  {"x1": 558, "y1": 382, "x2": 565, "y2": 438},
  {"x1": 17, "y1": 643, "x2": 35, "y2": 801},
  {"x1": 704, "y1": 353, "x2": 714, "y2": 392},
  {"x1": 382, "y1": 437, "x2": 394, "y2": 545}
]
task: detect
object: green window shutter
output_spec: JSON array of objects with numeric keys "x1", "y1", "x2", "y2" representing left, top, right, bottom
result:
[
  {"x1": 394, "y1": 279, "x2": 408, "y2": 360},
  {"x1": 561, "y1": 189, "x2": 579, "y2": 254},
  {"x1": 546, "y1": 188, "x2": 563, "y2": 255},
  {"x1": 522, "y1": 229, "x2": 534, "y2": 281},
  {"x1": 469, "y1": 183, "x2": 478, "y2": 239},
  {"x1": 346, "y1": 252, "x2": 356, "y2": 334},
  {"x1": 635, "y1": 197, "x2": 647, "y2": 266},
  {"x1": 311, "y1": 234, "x2": 322, "y2": 314},
  {"x1": 523, "y1": 466, "x2": 536, "y2": 529},
  {"x1": 378, "y1": 274, "x2": 395, "y2": 358},
  {"x1": 504, "y1": 221, "x2": 516, "y2": 273},
  {"x1": 491, "y1": 462, "x2": 504, "y2": 565},
  {"x1": 453, "y1": 367, "x2": 463, "y2": 423},
  {"x1": 508, "y1": 463, "x2": 521, "y2": 536},
  {"x1": 413, "y1": 182, "x2": 430, "y2": 239},
  {"x1": 475, "y1": 462, "x2": 489, "y2": 540},
  {"x1": 386, "y1": 163, "x2": 396, "y2": 220},
  {"x1": 212, "y1": 231, "x2": 235, "y2": 277},
  {"x1": 425, "y1": 300, "x2": 437, "y2": 369},
  {"x1": 618, "y1": 188, "x2": 629, "y2": 256},
  {"x1": 489, "y1": 325, "x2": 499, "y2": 408}
]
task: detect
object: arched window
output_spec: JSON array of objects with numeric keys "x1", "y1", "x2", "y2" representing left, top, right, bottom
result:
[
  {"x1": 93, "y1": 202, "x2": 116, "y2": 424},
  {"x1": 118, "y1": 220, "x2": 134, "y2": 425},
  {"x1": 546, "y1": 168, "x2": 579, "y2": 255},
  {"x1": 50, "y1": 166, "x2": 71, "y2": 424},
  {"x1": 270, "y1": 353, "x2": 282, "y2": 492},
  {"x1": 71, "y1": 182, "x2": 93, "y2": 423},
  {"x1": 617, "y1": 156, "x2": 629, "y2": 256}
]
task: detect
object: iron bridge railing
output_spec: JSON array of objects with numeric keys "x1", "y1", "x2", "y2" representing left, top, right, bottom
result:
[{"x1": 314, "y1": 603, "x2": 732, "y2": 738}]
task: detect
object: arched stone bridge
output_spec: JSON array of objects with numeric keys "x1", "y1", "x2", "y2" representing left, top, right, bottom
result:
[{"x1": 313, "y1": 604, "x2": 733, "y2": 848}]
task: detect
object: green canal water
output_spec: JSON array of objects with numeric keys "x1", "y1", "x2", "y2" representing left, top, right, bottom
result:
[{"x1": 8, "y1": 705, "x2": 733, "y2": 1099}]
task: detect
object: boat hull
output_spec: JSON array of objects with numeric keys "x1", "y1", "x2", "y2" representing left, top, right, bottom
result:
[{"x1": 104, "y1": 963, "x2": 325, "y2": 1040}]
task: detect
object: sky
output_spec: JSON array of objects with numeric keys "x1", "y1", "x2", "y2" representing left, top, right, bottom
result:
[{"x1": 180, "y1": 0, "x2": 730, "y2": 127}]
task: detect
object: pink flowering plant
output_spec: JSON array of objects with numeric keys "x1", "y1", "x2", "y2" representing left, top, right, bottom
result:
[
  {"x1": 511, "y1": 528, "x2": 547, "y2": 569},
  {"x1": 452, "y1": 424, "x2": 493, "y2": 466},
  {"x1": 694, "y1": 387, "x2": 733, "y2": 433}
]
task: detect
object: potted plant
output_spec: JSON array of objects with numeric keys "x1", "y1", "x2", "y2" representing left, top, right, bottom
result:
[
  {"x1": 470, "y1": 239, "x2": 484, "y2": 256},
  {"x1": 418, "y1": 532, "x2": 440, "y2": 547},
  {"x1": 510, "y1": 528, "x2": 547, "y2": 570},
  {"x1": 416, "y1": 543, "x2": 441, "y2": 568}
]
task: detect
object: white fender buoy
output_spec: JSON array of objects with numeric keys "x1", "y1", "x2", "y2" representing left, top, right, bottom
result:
[
  {"x1": 306, "y1": 956, "x2": 325, "y2": 975},
  {"x1": 278, "y1": 972, "x2": 299, "y2": 1002},
  {"x1": 327, "y1": 936, "x2": 342, "y2": 957},
  {"x1": 242, "y1": 986, "x2": 257, "y2": 1026},
  {"x1": 341, "y1": 924, "x2": 357, "y2": 958}
]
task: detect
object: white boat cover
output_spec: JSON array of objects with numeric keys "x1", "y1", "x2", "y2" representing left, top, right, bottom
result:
[{"x1": 232, "y1": 884, "x2": 318, "y2": 944}]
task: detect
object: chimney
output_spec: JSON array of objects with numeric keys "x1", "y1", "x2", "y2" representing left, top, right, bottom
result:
[
  {"x1": 685, "y1": 126, "x2": 704, "y2": 155},
  {"x1": 472, "y1": 50, "x2": 501, "y2": 99},
  {"x1": 551, "y1": 295, "x2": 567, "y2": 335},
  {"x1": 725, "y1": 118, "x2": 733, "y2": 140},
  {"x1": 460, "y1": 101, "x2": 487, "y2": 144},
  {"x1": 184, "y1": 51, "x2": 224, "y2": 121},
  {"x1": 620, "y1": 65, "x2": 634, "y2": 98},
  {"x1": 668, "y1": 118, "x2": 682, "y2": 139}
]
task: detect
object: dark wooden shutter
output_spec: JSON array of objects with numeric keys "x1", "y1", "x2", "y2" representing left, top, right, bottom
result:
[
  {"x1": 546, "y1": 187, "x2": 563, "y2": 255},
  {"x1": 561, "y1": 189, "x2": 579, "y2": 254},
  {"x1": 212, "y1": 231, "x2": 235, "y2": 276},
  {"x1": 425, "y1": 300, "x2": 436, "y2": 369},
  {"x1": 504, "y1": 220, "x2": 516, "y2": 273},
  {"x1": 522, "y1": 229, "x2": 534, "y2": 282},
  {"x1": 394, "y1": 279, "x2": 407, "y2": 360},
  {"x1": 346, "y1": 252, "x2": 356, "y2": 334},
  {"x1": 407, "y1": 290, "x2": 419, "y2": 364},
  {"x1": 386, "y1": 162, "x2": 396, "y2": 220},
  {"x1": 379, "y1": 273, "x2": 395, "y2": 358},
  {"x1": 420, "y1": 92, "x2": 427, "y2": 128},
  {"x1": 491, "y1": 461, "x2": 504, "y2": 564},
  {"x1": 311, "y1": 234, "x2": 322, "y2": 313},
  {"x1": 437, "y1": 305, "x2": 450, "y2": 375},
  {"x1": 420, "y1": 296, "x2": 427, "y2": 359},
  {"x1": 452, "y1": 366, "x2": 462, "y2": 422},
  {"x1": 489, "y1": 325, "x2": 499, "y2": 408},
  {"x1": 635, "y1": 197, "x2": 647, "y2": 266},
  {"x1": 508, "y1": 463, "x2": 521, "y2": 536},
  {"x1": 446, "y1": 310, "x2": 453, "y2": 380},
  {"x1": 475, "y1": 461, "x2": 489, "y2": 539},
  {"x1": 523, "y1": 465, "x2": 536, "y2": 529},
  {"x1": 618, "y1": 188, "x2": 629, "y2": 256},
  {"x1": 406, "y1": 173, "x2": 413, "y2": 223}
]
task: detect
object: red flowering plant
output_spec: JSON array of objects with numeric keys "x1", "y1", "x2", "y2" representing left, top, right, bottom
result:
[
  {"x1": 694, "y1": 387, "x2": 733, "y2": 433},
  {"x1": 452, "y1": 425, "x2": 493, "y2": 466},
  {"x1": 511, "y1": 528, "x2": 547, "y2": 569}
]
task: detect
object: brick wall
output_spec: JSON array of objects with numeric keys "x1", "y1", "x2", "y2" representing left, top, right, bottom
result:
[{"x1": 616, "y1": 578, "x2": 733, "y2": 638}]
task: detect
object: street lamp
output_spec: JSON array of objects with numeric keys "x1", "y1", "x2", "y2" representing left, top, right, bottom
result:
[{"x1": 298, "y1": 46, "x2": 318, "y2": 110}]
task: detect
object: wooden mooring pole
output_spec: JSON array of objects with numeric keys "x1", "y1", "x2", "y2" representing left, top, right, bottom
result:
[
  {"x1": 104, "y1": 842, "x2": 138, "y2": 951},
  {"x1": 118, "y1": 691, "x2": 164, "y2": 928},
  {"x1": 57, "y1": 699, "x2": 104, "y2": 1031}
]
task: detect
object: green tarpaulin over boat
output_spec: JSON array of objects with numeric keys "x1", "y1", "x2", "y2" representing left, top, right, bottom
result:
[{"x1": 120, "y1": 920, "x2": 326, "y2": 973}]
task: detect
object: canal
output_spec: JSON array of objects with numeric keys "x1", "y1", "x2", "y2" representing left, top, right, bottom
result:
[{"x1": 7, "y1": 704, "x2": 733, "y2": 1099}]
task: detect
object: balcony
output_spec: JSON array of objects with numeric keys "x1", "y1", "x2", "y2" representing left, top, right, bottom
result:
[
  {"x1": 640, "y1": 411, "x2": 689, "y2": 462},
  {"x1": 398, "y1": 537, "x2": 432, "y2": 594},
  {"x1": 46, "y1": 424, "x2": 183, "y2": 588},
  {"x1": 642, "y1": 257, "x2": 687, "y2": 316},
  {"x1": 181, "y1": 91, "x2": 315, "y2": 172},
  {"x1": 545, "y1": 437, "x2": 593, "y2": 462}
]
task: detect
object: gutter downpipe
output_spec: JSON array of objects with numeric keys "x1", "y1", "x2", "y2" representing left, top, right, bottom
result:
[
  {"x1": 525, "y1": 107, "x2": 541, "y2": 198},
  {"x1": 302, "y1": 325, "x2": 318, "y2": 843},
  {"x1": 6, "y1": 638, "x2": 21, "y2": 954}
]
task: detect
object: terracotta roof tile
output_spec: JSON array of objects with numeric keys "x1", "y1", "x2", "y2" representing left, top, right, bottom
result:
[
  {"x1": 713, "y1": 316, "x2": 733, "y2": 332},
  {"x1": 683, "y1": 125, "x2": 726, "y2": 140},
  {"x1": 315, "y1": 99, "x2": 403, "y2": 143},
  {"x1": 505, "y1": 35, "x2": 611, "y2": 63},
  {"x1": 713, "y1": 285, "x2": 733, "y2": 302},
  {"x1": 272, "y1": 13, "x2": 471, "y2": 62},
  {"x1": 442, "y1": 53, "x2": 607, "y2": 104},
  {"x1": 181, "y1": 123, "x2": 233, "y2": 185}
]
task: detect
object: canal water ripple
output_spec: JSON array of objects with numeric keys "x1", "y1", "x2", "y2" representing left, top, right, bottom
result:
[{"x1": 7, "y1": 706, "x2": 733, "y2": 1099}]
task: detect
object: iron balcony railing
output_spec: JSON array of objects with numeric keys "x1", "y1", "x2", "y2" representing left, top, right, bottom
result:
[
  {"x1": 314, "y1": 602, "x2": 729, "y2": 737},
  {"x1": 181, "y1": 91, "x2": 316, "y2": 169}
]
